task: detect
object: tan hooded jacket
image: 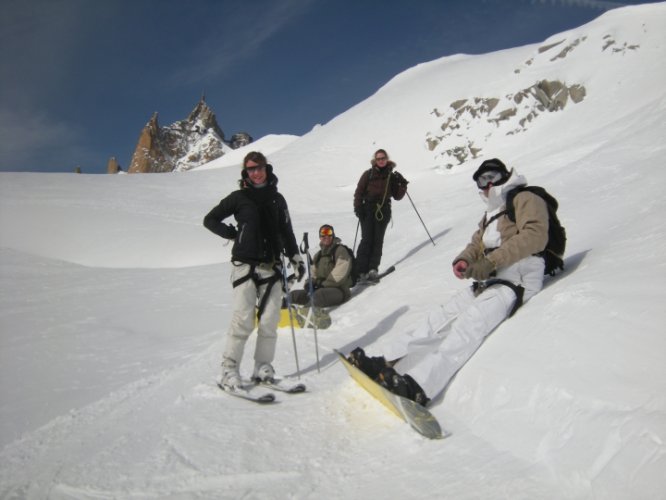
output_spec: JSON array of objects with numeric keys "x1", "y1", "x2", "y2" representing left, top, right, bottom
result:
[{"x1": 454, "y1": 189, "x2": 549, "y2": 270}]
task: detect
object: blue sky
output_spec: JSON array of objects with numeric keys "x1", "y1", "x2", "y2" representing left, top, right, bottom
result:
[{"x1": 0, "y1": 0, "x2": 648, "y2": 173}]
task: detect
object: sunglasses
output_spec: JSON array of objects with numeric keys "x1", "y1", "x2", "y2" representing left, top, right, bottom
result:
[
  {"x1": 319, "y1": 227, "x2": 334, "y2": 237},
  {"x1": 375, "y1": 156, "x2": 388, "y2": 161},
  {"x1": 245, "y1": 164, "x2": 265, "y2": 173},
  {"x1": 476, "y1": 171, "x2": 503, "y2": 189}
]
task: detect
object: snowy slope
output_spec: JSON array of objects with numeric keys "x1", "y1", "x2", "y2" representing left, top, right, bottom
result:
[
  {"x1": 194, "y1": 134, "x2": 300, "y2": 171},
  {"x1": 1, "y1": 4, "x2": 665, "y2": 499}
]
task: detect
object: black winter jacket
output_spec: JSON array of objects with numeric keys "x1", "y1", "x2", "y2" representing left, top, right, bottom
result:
[{"x1": 203, "y1": 172, "x2": 299, "y2": 265}]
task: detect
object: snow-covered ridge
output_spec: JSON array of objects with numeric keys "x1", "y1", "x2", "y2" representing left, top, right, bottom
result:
[{"x1": 194, "y1": 134, "x2": 300, "y2": 171}]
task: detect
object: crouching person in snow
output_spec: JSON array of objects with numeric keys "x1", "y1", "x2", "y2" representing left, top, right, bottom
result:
[
  {"x1": 347, "y1": 158, "x2": 549, "y2": 406},
  {"x1": 203, "y1": 151, "x2": 304, "y2": 391},
  {"x1": 290, "y1": 224, "x2": 353, "y2": 308}
]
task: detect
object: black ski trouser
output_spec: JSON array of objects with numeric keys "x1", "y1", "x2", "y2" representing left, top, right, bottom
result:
[
  {"x1": 356, "y1": 211, "x2": 390, "y2": 274},
  {"x1": 291, "y1": 287, "x2": 347, "y2": 308}
]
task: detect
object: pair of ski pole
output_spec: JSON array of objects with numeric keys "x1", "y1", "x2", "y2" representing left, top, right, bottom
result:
[{"x1": 281, "y1": 232, "x2": 321, "y2": 379}]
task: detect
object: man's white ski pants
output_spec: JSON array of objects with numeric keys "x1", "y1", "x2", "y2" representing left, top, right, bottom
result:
[{"x1": 383, "y1": 256, "x2": 545, "y2": 400}]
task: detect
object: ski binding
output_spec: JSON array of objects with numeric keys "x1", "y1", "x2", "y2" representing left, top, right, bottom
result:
[
  {"x1": 217, "y1": 382, "x2": 276, "y2": 404},
  {"x1": 254, "y1": 379, "x2": 306, "y2": 394}
]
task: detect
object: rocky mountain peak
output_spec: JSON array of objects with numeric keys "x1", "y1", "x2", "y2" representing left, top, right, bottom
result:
[{"x1": 127, "y1": 98, "x2": 252, "y2": 173}]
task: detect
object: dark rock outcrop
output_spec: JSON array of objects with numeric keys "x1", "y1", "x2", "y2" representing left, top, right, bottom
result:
[
  {"x1": 107, "y1": 157, "x2": 121, "y2": 174},
  {"x1": 426, "y1": 79, "x2": 586, "y2": 169}
]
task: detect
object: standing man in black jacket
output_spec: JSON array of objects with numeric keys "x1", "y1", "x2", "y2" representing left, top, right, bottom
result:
[{"x1": 204, "y1": 151, "x2": 305, "y2": 391}]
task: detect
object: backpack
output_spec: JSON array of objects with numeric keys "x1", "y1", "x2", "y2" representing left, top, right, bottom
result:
[{"x1": 504, "y1": 186, "x2": 566, "y2": 276}]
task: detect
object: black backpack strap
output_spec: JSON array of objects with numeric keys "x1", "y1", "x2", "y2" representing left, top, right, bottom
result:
[
  {"x1": 330, "y1": 244, "x2": 342, "y2": 264},
  {"x1": 330, "y1": 244, "x2": 355, "y2": 267},
  {"x1": 472, "y1": 279, "x2": 525, "y2": 317},
  {"x1": 483, "y1": 210, "x2": 507, "y2": 230},
  {"x1": 504, "y1": 185, "x2": 557, "y2": 222},
  {"x1": 482, "y1": 186, "x2": 531, "y2": 230}
]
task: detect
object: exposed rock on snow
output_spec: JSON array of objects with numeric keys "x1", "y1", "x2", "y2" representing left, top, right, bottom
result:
[{"x1": 426, "y1": 79, "x2": 587, "y2": 168}]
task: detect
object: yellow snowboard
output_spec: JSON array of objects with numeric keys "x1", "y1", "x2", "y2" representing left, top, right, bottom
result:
[
  {"x1": 254, "y1": 307, "x2": 300, "y2": 329},
  {"x1": 259, "y1": 306, "x2": 332, "y2": 330},
  {"x1": 335, "y1": 350, "x2": 446, "y2": 439}
]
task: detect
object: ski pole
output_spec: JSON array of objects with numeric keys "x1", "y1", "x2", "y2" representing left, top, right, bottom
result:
[
  {"x1": 406, "y1": 191, "x2": 435, "y2": 246},
  {"x1": 300, "y1": 232, "x2": 321, "y2": 373},
  {"x1": 352, "y1": 218, "x2": 360, "y2": 253},
  {"x1": 281, "y1": 255, "x2": 301, "y2": 379}
]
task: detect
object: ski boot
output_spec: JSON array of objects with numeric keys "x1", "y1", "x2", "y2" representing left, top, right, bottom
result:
[
  {"x1": 376, "y1": 366, "x2": 430, "y2": 407},
  {"x1": 252, "y1": 362, "x2": 276, "y2": 384},
  {"x1": 220, "y1": 358, "x2": 242, "y2": 391},
  {"x1": 347, "y1": 347, "x2": 388, "y2": 379}
]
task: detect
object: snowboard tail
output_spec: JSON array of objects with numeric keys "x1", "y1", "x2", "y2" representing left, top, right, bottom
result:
[{"x1": 335, "y1": 349, "x2": 446, "y2": 439}]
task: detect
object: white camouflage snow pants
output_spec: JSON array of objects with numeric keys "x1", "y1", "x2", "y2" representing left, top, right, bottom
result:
[
  {"x1": 223, "y1": 262, "x2": 282, "y2": 369},
  {"x1": 383, "y1": 255, "x2": 545, "y2": 400}
]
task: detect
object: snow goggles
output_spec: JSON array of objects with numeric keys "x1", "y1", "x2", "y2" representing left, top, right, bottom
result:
[
  {"x1": 476, "y1": 170, "x2": 503, "y2": 189},
  {"x1": 319, "y1": 226, "x2": 334, "y2": 237}
]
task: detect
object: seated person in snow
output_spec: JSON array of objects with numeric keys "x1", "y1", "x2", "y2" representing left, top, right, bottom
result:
[
  {"x1": 290, "y1": 224, "x2": 354, "y2": 308},
  {"x1": 346, "y1": 158, "x2": 549, "y2": 406}
]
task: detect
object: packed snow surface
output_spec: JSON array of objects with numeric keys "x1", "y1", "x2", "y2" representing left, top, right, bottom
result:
[{"x1": 1, "y1": 4, "x2": 665, "y2": 499}]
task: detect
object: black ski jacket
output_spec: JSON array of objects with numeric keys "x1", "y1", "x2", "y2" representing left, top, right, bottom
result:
[{"x1": 203, "y1": 171, "x2": 299, "y2": 265}]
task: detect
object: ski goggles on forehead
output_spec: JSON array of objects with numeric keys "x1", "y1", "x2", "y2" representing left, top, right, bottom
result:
[
  {"x1": 319, "y1": 227, "x2": 334, "y2": 237},
  {"x1": 476, "y1": 170, "x2": 503, "y2": 189}
]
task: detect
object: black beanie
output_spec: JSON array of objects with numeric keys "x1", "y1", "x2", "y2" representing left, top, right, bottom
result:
[{"x1": 472, "y1": 158, "x2": 511, "y2": 184}]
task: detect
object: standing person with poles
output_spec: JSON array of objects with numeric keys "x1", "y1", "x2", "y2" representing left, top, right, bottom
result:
[
  {"x1": 203, "y1": 151, "x2": 305, "y2": 394},
  {"x1": 353, "y1": 149, "x2": 408, "y2": 282}
]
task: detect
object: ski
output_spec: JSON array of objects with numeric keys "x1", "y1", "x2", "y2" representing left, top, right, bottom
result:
[
  {"x1": 335, "y1": 349, "x2": 447, "y2": 439},
  {"x1": 356, "y1": 265, "x2": 396, "y2": 287},
  {"x1": 254, "y1": 379, "x2": 306, "y2": 394},
  {"x1": 217, "y1": 383, "x2": 276, "y2": 404}
]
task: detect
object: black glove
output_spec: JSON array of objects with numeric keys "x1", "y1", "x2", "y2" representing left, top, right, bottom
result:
[
  {"x1": 220, "y1": 223, "x2": 237, "y2": 239},
  {"x1": 290, "y1": 254, "x2": 306, "y2": 282},
  {"x1": 354, "y1": 207, "x2": 362, "y2": 219},
  {"x1": 392, "y1": 171, "x2": 408, "y2": 186},
  {"x1": 464, "y1": 257, "x2": 496, "y2": 281}
]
